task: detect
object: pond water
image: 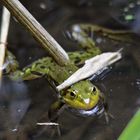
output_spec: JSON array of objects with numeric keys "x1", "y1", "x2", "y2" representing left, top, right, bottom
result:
[{"x1": 0, "y1": 0, "x2": 140, "y2": 140}]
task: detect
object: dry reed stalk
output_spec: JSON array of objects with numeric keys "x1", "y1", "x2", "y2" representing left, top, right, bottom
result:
[{"x1": 0, "y1": 7, "x2": 10, "y2": 79}]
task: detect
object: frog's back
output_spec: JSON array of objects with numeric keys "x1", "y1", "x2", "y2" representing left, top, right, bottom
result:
[
  {"x1": 15, "y1": 57, "x2": 78, "y2": 84},
  {"x1": 44, "y1": 58, "x2": 78, "y2": 84}
]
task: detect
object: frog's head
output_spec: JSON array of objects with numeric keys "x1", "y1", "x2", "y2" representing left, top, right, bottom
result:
[{"x1": 60, "y1": 80, "x2": 104, "y2": 111}]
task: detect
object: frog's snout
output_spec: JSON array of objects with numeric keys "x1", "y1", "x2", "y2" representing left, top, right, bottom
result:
[{"x1": 83, "y1": 98, "x2": 90, "y2": 104}]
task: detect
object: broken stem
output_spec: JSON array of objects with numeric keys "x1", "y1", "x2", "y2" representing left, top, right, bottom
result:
[
  {"x1": 0, "y1": 7, "x2": 10, "y2": 79},
  {"x1": 0, "y1": 0, "x2": 69, "y2": 66}
]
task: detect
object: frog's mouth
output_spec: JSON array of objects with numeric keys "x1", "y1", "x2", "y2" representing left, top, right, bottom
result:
[{"x1": 69, "y1": 98, "x2": 105, "y2": 117}]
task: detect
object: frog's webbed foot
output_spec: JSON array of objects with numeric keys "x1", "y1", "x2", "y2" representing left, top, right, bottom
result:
[
  {"x1": 104, "y1": 111, "x2": 114, "y2": 124},
  {"x1": 4, "y1": 50, "x2": 19, "y2": 74},
  {"x1": 78, "y1": 24, "x2": 135, "y2": 44},
  {"x1": 71, "y1": 25, "x2": 95, "y2": 48},
  {"x1": 99, "y1": 101, "x2": 114, "y2": 124},
  {"x1": 66, "y1": 24, "x2": 101, "y2": 53},
  {"x1": 67, "y1": 25, "x2": 101, "y2": 65}
]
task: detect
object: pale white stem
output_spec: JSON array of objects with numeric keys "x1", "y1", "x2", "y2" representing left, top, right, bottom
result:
[
  {"x1": 37, "y1": 122, "x2": 59, "y2": 126},
  {"x1": 0, "y1": 7, "x2": 10, "y2": 79},
  {"x1": 57, "y1": 50, "x2": 122, "y2": 91}
]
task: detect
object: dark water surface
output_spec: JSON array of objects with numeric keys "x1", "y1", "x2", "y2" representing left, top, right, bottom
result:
[{"x1": 0, "y1": 0, "x2": 140, "y2": 140}]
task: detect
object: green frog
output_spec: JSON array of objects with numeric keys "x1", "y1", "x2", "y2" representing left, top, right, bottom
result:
[{"x1": 4, "y1": 24, "x2": 131, "y2": 118}]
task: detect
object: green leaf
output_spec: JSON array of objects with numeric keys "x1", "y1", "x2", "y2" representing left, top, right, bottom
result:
[{"x1": 118, "y1": 109, "x2": 140, "y2": 140}]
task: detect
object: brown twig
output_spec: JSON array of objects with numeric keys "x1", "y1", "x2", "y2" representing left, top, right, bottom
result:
[
  {"x1": 0, "y1": 7, "x2": 10, "y2": 79},
  {"x1": 0, "y1": 0, "x2": 69, "y2": 66}
]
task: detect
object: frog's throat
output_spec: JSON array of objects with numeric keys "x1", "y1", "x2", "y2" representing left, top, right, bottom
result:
[{"x1": 69, "y1": 97, "x2": 105, "y2": 117}]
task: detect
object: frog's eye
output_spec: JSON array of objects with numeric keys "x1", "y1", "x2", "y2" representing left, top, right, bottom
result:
[
  {"x1": 92, "y1": 87, "x2": 97, "y2": 95},
  {"x1": 93, "y1": 87, "x2": 96, "y2": 92},
  {"x1": 70, "y1": 92, "x2": 76, "y2": 97},
  {"x1": 68, "y1": 91, "x2": 77, "y2": 100}
]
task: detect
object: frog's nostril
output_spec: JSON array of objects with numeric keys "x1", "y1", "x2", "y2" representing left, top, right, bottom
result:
[
  {"x1": 72, "y1": 24, "x2": 81, "y2": 32},
  {"x1": 84, "y1": 98, "x2": 90, "y2": 104}
]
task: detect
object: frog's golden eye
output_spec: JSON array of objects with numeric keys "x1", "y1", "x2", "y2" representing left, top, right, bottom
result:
[
  {"x1": 70, "y1": 92, "x2": 76, "y2": 97},
  {"x1": 92, "y1": 87, "x2": 97, "y2": 95}
]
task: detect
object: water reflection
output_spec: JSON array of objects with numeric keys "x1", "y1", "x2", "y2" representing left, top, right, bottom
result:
[
  {"x1": 0, "y1": 77, "x2": 30, "y2": 139},
  {"x1": 110, "y1": 0, "x2": 140, "y2": 33}
]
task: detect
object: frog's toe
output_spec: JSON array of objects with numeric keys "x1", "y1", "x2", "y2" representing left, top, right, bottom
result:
[{"x1": 104, "y1": 111, "x2": 115, "y2": 124}]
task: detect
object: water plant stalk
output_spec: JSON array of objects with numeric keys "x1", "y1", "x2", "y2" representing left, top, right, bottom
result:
[{"x1": 0, "y1": 0, "x2": 69, "y2": 66}]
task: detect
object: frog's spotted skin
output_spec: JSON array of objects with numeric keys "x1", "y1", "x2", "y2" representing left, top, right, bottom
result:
[{"x1": 6, "y1": 24, "x2": 129, "y2": 117}]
